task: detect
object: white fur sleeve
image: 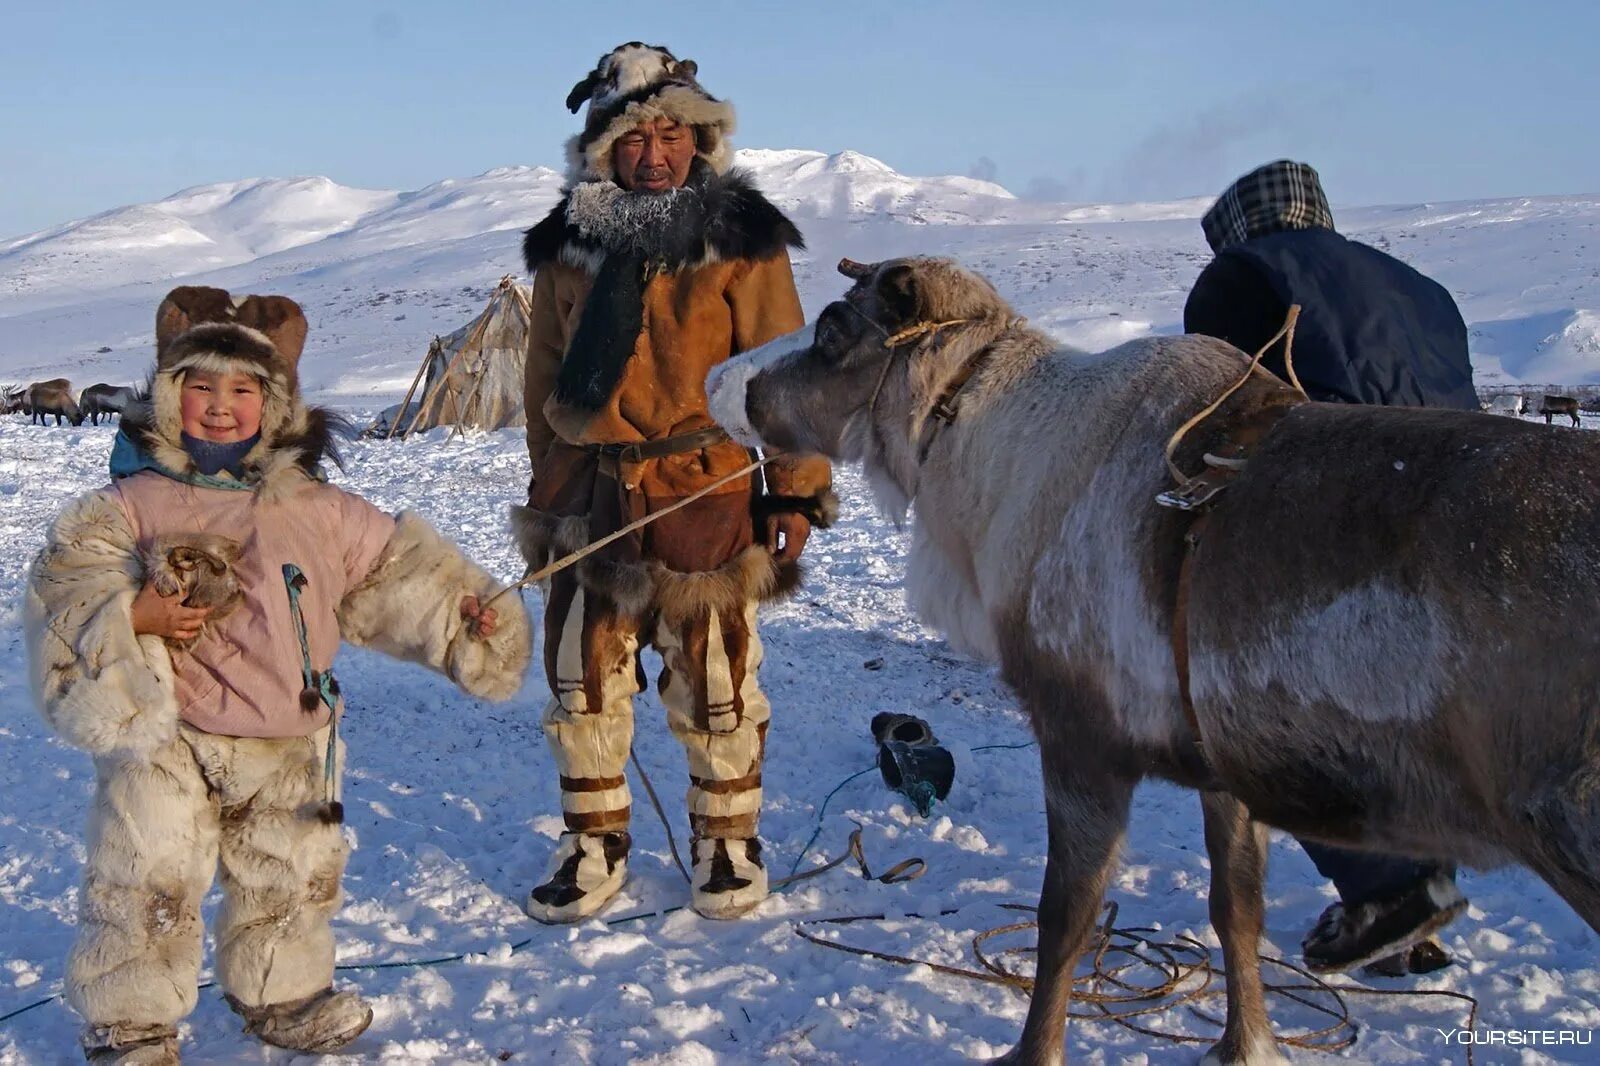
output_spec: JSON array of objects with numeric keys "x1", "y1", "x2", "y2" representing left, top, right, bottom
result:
[
  {"x1": 337, "y1": 511, "x2": 532, "y2": 702},
  {"x1": 24, "y1": 491, "x2": 179, "y2": 760}
]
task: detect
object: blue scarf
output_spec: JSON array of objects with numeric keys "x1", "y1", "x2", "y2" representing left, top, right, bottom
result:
[
  {"x1": 109, "y1": 428, "x2": 265, "y2": 492},
  {"x1": 181, "y1": 432, "x2": 261, "y2": 476}
]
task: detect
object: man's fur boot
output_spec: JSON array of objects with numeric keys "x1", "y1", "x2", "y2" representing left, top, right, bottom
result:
[
  {"x1": 526, "y1": 830, "x2": 630, "y2": 923},
  {"x1": 224, "y1": 988, "x2": 372, "y2": 1053},
  {"x1": 82, "y1": 1024, "x2": 180, "y2": 1065},
  {"x1": 690, "y1": 837, "x2": 767, "y2": 919}
]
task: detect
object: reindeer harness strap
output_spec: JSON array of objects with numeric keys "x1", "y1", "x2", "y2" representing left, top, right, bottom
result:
[{"x1": 1160, "y1": 307, "x2": 1307, "y2": 748}]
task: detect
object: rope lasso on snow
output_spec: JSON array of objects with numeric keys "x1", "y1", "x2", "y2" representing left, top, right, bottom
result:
[{"x1": 794, "y1": 898, "x2": 1482, "y2": 1061}]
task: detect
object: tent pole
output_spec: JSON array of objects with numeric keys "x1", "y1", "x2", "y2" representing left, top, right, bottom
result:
[
  {"x1": 401, "y1": 297, "x2": 498, "y2": 441},
  {"x1": 386, "y1": 337, "x2": 438, "y2": 441}
]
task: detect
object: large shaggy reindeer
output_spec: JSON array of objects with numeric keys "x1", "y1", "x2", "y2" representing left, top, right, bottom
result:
[
  {"x1": 706, "y1": 257, "x2": 1600, "y2": 1065},
  {"x1": 24, "y1": 378, "x2": 82, "y2": 426}
]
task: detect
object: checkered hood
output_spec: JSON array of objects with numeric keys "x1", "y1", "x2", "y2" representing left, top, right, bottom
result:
[{"x1": 1201, "y1": 160, "x2": 1335, "y2": 252}]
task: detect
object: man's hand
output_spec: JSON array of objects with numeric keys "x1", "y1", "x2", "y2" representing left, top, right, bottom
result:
[
  {"x1": 764, "y1": 513, "x2": 811, "y2": 564},
  {"x1": 131, "y1": 583, "x2": 211, "y2": 642},
  {"x1": 460, "y1": 595, "x2": 499, "y2": 639}
]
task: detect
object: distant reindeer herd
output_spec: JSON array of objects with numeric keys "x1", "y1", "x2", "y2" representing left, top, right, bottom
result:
[
  {"x1": 1481, "y1": 391, "x2": 1589, "y2": 427},
  {"x1": 1, "y1": 380, "x2": 137, "y2": 426}
]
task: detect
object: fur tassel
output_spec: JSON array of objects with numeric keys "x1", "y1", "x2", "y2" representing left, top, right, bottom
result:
[
  {"x1": 753, "y1": 488, "x2": 840, "y2": 530},
  {"x1": 509, "y1": 506, "x2": 589, "y2": 569},
  {"x1": 316, "y1": 801, "x2": 345, "y2": 825},
  {"x1": 579, "y1": 555, "x2": 656, "y2": 618},
  {"x1": 299, "y1": 687, "x2": 322, "y2": 713}
]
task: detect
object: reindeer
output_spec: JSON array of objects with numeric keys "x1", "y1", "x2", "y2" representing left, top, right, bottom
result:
[
  {"x1": 1540, "y1": 394, "x2": 1581, "y2": 427},
  {"x1": 78, "y1": 383, "x2": 138, "y2": 425},
  {"x1": 1482, "y1": 392, "x2": 1526, "y2": 417},
  {"x1": 707, "y1": 256, "x2": 1600, "y2": 1066},
  {"x1": 24, "y1": 378, "x2": 82, "y2": 426}
]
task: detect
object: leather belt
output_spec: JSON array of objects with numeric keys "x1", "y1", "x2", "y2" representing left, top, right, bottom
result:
[{"x1": 589, "y1": 426, "x2": 731, "y2": 478}]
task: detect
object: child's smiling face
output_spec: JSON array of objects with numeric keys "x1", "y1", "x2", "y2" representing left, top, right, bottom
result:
[{"x1": 180, "y1": 369, "x2": 264, "y2": 443}]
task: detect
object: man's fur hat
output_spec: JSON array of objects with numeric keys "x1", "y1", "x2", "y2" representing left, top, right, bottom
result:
[{"x1": 564, "y1": 42, "x2": 736, "y2": 182}]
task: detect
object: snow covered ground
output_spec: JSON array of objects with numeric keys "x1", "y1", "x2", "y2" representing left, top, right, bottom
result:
[{"x1": 1, "y1": 154, "x2": 1598, "y2": 1063}]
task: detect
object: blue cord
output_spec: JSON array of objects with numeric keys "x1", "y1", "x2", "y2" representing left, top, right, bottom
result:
[{"x1": 1, "y1": 741, "x2": 1038, "y2": 1026}]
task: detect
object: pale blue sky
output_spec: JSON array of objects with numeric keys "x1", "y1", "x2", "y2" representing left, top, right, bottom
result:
[{"x1": 2, "y1": 0, "x2": 1596, "y2": 237}]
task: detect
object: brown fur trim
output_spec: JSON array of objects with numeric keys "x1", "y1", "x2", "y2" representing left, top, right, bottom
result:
[{"x1": 652, "y1": 546, "x2": 784, "y2": 627}]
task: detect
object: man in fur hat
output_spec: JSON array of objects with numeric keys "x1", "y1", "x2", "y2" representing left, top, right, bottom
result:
[{"x1": 513, "y1": 43, "x2": 833, "y2": 922}]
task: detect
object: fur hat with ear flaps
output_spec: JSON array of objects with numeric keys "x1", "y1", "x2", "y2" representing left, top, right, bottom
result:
[
  {"x1": 564, "y1": 42, "x2": 735, "y2": 182},
  {"x1": 116, "y1": 285, "x2": 340, "y2": 489}
]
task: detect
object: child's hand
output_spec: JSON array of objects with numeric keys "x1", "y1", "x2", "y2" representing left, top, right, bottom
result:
[
  {"x1": 460, "y1": 595, "x2": 499, "y2": 639},
  {"x1": 131, "y1": 582, "x2": 211, "y2": 641}
]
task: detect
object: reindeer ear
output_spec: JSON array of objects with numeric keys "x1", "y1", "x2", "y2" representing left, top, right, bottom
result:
[
  {"x1": 674, "y1": 58, "x2": 698, "y2": 79},
  {"x1": 876, "y1": 263, "x2": 919, "y2": 321}
]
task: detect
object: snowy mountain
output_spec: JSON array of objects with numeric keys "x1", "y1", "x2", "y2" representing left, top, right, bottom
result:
[
  {"x1": 1, "y1": 154, "x2": 1598, "y2": 394},
  {"x1": 0, "y1": 176, "x2": 403, "y2": 302},
  {"x1": 0, "y1": 150, "x2": 1024, "y2": 305}
]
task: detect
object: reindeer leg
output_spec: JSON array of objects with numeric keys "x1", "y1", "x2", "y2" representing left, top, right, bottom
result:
[
  {"x1": 1198, "y1": 792, "x2": 1284, "y2": 1066},
  {"x1": 1526, "y1": 791, "x2": 1600, "y2": 934},
  {"x1": 995, "y1": 751, "x2": 1134, "y2": 1066}
]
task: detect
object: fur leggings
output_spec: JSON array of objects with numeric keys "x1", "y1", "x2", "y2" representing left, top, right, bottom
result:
[
  {"x1": 67, "y1": 725, "x2": 346, "y2": 1029},
  {"x1": 542, "y1": 576, "x2": 770, "y2": 842}
]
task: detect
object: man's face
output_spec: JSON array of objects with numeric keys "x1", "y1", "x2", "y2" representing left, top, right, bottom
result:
[{"x1": 613, "y1": 118, "x2": 696, "y2": 192}]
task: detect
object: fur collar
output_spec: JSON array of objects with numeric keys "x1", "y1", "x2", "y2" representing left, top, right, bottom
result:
[
  {"x1": 523, "y1": 163, "x2": 803, "y2": 277},
  {"x1": 115, "y1": 386, "x2": 343, "y2": 502}
]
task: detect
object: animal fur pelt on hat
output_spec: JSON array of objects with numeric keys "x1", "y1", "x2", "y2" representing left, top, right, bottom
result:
[
  {"x1": 522, "y1": 160, "x2": 803, "y2": 412},
  {"x1": 563, "y1": 42, "x2": 735, "y2": 182},
  {"x1": 118, "y1": 285, "x2": 344, "y2": 494}
]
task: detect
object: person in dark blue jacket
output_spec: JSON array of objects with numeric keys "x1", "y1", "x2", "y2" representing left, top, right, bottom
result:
[{"x1": 1185, "y1": 160, "x2": 1475, "y2": 977}]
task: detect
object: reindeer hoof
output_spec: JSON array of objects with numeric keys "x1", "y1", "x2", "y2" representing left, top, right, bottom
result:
[{"x1": 1199, "y1": 1036, "x2": 1287, "y2": 1066}]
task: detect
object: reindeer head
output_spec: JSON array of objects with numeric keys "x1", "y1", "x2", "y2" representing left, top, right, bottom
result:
[
  {"x1": 141, "y1": 533, "x2": 245, "y2": 645},
  {"x1": 707, "y1": 257, "x2": 1016, "y2": 509}
]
